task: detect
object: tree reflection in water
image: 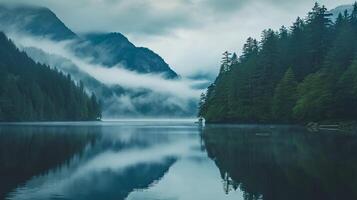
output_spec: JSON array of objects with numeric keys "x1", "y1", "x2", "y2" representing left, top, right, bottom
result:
[
  {"x1": 0, "y1": 124, "x2": 178, "y2": 200},
  {"x1": 202, "y1": 125, "x2": 357, "y2": 200},
  {"x1": 0, "y1": 125, "x2": 98, "y2": 200}
]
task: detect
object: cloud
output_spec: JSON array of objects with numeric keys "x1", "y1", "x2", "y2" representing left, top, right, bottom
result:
[
  {"x1": 2, "y1": 0, "x2": 355, "y2": 77},
  {"x1": 9, "y1": 33, "x2": 202, "y2": 99},
  {"x1": 1, "y1": 0, "x2": 352, "y2": 35},
  {"x1": 1, "y1": 0, "x2": 202, "y2": 35},
  {"x1": 131, "y1": 0, "x2": 355, "y2": 76},
  {"x1": 7, "y1": 33, "x2": 203, "y2": 117}
]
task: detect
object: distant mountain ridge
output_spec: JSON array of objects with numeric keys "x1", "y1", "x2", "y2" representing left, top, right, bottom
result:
[
  {"x1": 328, "y1": 4, "x2": 354, "y2": 19},
  {"x1": 0, "y1": 3, "x2": 195, "y2": 117},
  {"x1": 0, "y1": 4, "x2": 77, "y2": 40},
  {"x1": 76, "y1": 32, "x2": 178, "y2": 78},
  {"x1": 0, "y1": 3, "x2": 177, "y2": 77},
  {"x1": 23, "y1": 46, "x2": 191, "y2": 117}
]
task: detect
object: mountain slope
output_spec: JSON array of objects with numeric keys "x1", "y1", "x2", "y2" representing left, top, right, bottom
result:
[
  {"x1": 0, "y1": 32, "x2": 101, "y2": 121},
  {"x1": 0, "y1": 4, "x2": 77, "y2": 40},
  {"x1": 0, "y1": 3, "x2": 178, "y2": 78},
  {"x1": 328, "y1": 4, "x2": 354, "y2": 19},
  {"x1": 0, "y1": 3, "x2": 192, "y2": 117},
  {"x1": 23, "y1": 47, "x2": 194, "y2": 117},
  {"x1": 75, "y1": 33, "x2": 178, "y2": 78}
]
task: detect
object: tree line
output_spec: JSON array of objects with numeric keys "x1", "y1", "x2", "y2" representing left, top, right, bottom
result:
[
  {"x1": 0, "y1": 32, "x2": 101, "y2": 121},
  {"x1": 199, "y1": 2, "x2": 357, "y2": 123}
]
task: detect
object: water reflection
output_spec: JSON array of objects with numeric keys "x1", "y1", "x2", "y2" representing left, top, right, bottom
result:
[
  {"x1": 0, "y1": 125, "x2": 98, "y2": 200},
  {"x1": 1, "y1": 122, "x2": 357, "y2": 200},
  {"x1": 0, "y1": 122, "x2": 203, "y2": 200},
  {"x1": 202, "y1": 125, "x2": 357, "y2": 200}
]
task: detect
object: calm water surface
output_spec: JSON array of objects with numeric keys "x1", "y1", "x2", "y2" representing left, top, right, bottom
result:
[{"x1": 0, "y1": 121, "x2": 357, "y2": 200}]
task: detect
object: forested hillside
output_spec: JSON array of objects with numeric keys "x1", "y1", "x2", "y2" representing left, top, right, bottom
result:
[
  {"x1": 199, "y1": 3, "x2": 357, "y2": 123},
  {"x1": 0, "y1": 32, "x2": 101, "y2": 121},
  {"x1": 0, "y1": 4, "x2": 190, "y2": 117}
]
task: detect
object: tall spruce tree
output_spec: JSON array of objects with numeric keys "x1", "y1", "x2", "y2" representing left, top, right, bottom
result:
[{"x1": 351, "y1": 2, "x2": 357, "y2": 25}]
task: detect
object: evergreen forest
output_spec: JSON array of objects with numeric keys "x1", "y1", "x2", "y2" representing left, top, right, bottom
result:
[
  {"x1": 199, "y1": 3, "x2": 357, "y2": 123},
  {"x1": 0, "y1": 32, "x2": 101, "y2": 121}
]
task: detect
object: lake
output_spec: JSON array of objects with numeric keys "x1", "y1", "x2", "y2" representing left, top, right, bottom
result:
[{"x1": 0, "y1": 121, "x2": 357, "y2": 200}]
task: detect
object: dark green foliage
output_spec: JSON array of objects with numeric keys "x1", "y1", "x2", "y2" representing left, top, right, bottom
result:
[
  {"x1": 0, "y1": 32, "x2": 101, "y2": 121},
  {"x1": 335, "y1": 60, "x2": 357, "y2": 119},
  {"x1": 198, "y1": 93, "x2": 207, "y2": 117},
  {"x1": 293, "y1": 72, "x2": 333, "y2": 122},
  {"x1": 199, "y1": 2, "x2": 357, "y2": 123},
  {"x1": 272, "y1": 68, "x2": 297, "y2": 122},
  {"x1": 351, "y1": 2, "x2": 357, "y2": 26}
]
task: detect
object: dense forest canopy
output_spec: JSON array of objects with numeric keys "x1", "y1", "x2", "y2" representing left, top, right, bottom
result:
[
  {"x1": 0, "y1": 32, "x2": 101, "y2": 121},
  {"x1": 199, "y1": 2, "x2": 357, "y2": 123}
]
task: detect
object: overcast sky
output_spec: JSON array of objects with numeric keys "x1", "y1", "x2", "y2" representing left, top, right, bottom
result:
[{"x1": 3, "y1": 0, "x2": 356, "y2": 77}]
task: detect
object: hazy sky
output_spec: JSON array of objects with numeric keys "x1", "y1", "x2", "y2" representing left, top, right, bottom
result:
[{"x1": 3, "y1": 0, "x2": 356, "y2": 77}]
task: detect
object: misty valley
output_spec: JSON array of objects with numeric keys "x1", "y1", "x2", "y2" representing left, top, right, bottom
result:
[{"x1": 0, "y1": 1, "x2": 357, "y2": 200}]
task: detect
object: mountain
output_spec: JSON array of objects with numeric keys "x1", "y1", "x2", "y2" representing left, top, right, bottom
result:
[
  {"x1": 0, "y1": 32, "x2": 101, "y2": 121},
  {"x1": 23, "y1": 46, "x2": 192, "y2": 117},
  {"x1": 0, "y1": 3, "x2": 193, "y2": 117},
  {"x1": 76, "y1": 33, "x2": 178, "y2": 78},
  {"x1": 328, "y1": 4, "x2": 354, "y2": 19},
  {"x1": 0, "y1": 4, "x2": 77, "y2": 40},
  {"x1": 0, "y1": 3, "x2": 177, "y2": 78},
  {"x1": 199, "y1": 3, "x2": 357, "y2": 123}
]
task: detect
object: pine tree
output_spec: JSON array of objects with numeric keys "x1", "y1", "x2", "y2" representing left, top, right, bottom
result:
[
  {"x1": 351, "y1": 2, "x2": 357, "y2": 25},
  {"x1": 289, "y1": 17, "x2": 308, "y2": 80},
  {"x1": 231, "y1": 53, "x2": 238, "y2": 65},
  {"x1": 305, "y1": 3, "x2": 332, "y2": 72},
  {"x1": 240, "y1": 37, "x2": 258, "y2": 62},
  {"x1": 220, "y1": 51, "x2": 232, "y2": 73},
  {"x1": 198, "y1": 92, "x2": 207, "y2": 117},
  {"x1": 325, "y1": 14, "x2": 355, "y2": 75}
]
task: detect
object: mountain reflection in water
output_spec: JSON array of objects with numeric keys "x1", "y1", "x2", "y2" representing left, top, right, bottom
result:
[{"x1": 0, "y1": 122, "x2": 356, "y2": 200}]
